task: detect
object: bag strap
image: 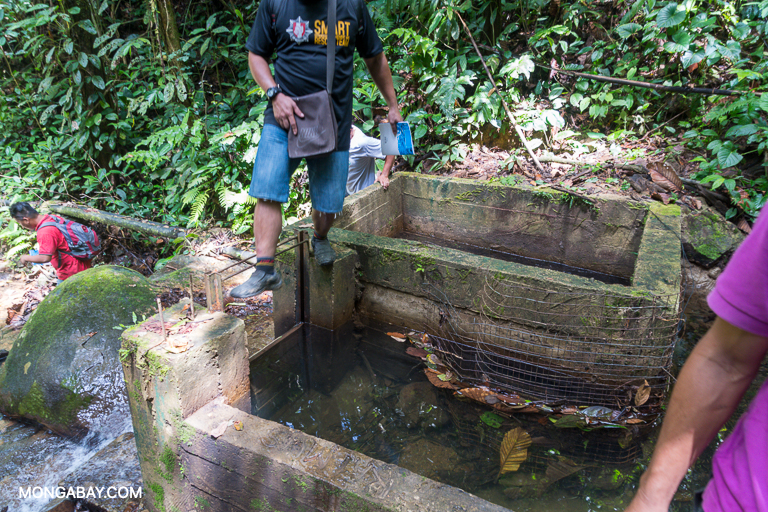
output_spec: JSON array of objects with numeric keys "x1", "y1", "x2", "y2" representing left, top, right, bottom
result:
[{"x1": 326, "y1": 0, "x2": 336, "y2": 93}]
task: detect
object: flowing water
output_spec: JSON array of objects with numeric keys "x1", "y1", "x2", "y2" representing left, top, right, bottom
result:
[{"x1": 0, "y1": 416, "x2": 132, "y2": 512}]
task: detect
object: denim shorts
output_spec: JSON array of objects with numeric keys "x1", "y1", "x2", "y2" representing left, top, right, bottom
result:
[{"x1": 248, "y1": 123, "x2": 349, "y2": 214}]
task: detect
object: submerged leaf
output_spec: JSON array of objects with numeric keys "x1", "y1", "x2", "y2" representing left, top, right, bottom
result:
[
  {"x1": 481, "y1": 411, "x2": 504, "y2": 428},
  {"x1": 498, "y1": 427, "x2": 532, "y2": 477},
  {"x1": 545, "y1": 458, "x2": 584, "y2": 483}
]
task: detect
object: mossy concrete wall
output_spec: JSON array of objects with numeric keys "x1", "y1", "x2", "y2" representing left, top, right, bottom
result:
[
  {"x1": 336, "y1": 175, "x2": 403, "y2": 236},
  {"x1": 329, "y1": 176, "x2": 681, "y2": 384},
  {"x1": 121, "y1": 302, "x2": 507, "y2": 512},
  {"x1": 380, "y1": 174, "x2": 648, "y2": 279},
  {"x1": 273, "y1": 231, "x2": 357, "y2": 334},
  {"x1": 120, "y1": 300, "x2": 250, "y2": 511},
  {"x1": 180, "y1": 401, "x2": 509, "y2": 512}
]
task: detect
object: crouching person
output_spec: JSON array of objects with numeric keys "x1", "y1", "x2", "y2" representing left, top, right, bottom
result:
[{"x1": 11, "y1": 202, "x2": 97, "y2": 283}]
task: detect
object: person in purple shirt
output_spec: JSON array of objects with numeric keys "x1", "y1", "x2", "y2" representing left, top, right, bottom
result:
[{"x1": 626, "y1": 208, "x2": 768, "y2": 512}]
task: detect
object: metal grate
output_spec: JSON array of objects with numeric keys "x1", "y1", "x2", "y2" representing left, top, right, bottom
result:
[{"x1": 425, "y1": 274, "x2": 680, "y2": 409}]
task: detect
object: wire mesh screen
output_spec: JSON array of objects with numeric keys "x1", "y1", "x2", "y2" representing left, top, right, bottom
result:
[{"x1": 426, "y1": 275, "x2": 680, "y2": 409}]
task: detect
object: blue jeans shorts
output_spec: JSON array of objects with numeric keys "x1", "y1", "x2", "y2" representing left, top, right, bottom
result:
[{"x1": 248, "y1": 123, "x2": 349, "y2": 214}]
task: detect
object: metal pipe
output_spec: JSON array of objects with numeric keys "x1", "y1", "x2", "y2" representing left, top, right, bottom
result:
[
  {"x1": 214, "y1": 236, "x2": 299, "y2": 275},
  {"x1": 156, "y1": 298, "x2": 167, "y2": 340}
]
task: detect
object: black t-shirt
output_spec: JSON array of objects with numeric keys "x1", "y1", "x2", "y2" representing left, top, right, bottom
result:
[{"x1": 246, "y1": 0, "x2": 383, "y2": 152}]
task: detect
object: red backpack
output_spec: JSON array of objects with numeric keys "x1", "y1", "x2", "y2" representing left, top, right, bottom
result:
[{"x1": 37, "y1": 215, "x2": 101, "y2": 260}]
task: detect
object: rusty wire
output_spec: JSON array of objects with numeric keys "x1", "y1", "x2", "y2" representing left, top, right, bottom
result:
[{"x1": 423, "y1": 274, "x2": 680, "y2": 409}]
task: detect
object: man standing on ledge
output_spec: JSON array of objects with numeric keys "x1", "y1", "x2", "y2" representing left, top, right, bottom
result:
[{"x1": 231, "y1": 0, "x2": 402, "y2": 298}]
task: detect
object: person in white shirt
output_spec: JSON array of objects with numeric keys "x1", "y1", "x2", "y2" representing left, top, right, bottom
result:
[{"x1": 346, "y1": 123, "x2": 395, "y2": 196}]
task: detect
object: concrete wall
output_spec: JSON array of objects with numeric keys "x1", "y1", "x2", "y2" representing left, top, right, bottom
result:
[
  {"x1": 121, "y1": 301, "x2": 509, "y2": 512},
  {"x1": 330, "y1": 177, "x2": 681, "y2": 395}
]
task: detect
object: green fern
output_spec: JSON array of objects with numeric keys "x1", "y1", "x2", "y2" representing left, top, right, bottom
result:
[{"x1": 188, "y1": 189, "x2": 210, "y2": 225}]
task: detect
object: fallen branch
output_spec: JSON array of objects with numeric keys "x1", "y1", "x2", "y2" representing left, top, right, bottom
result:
[
  {"x1": 457, "y1": 13, "x2": 545, "y2": 174},
  {"x1": 541, "y1": 63, "x2": 760, "y2": 97},
  {"x1": 48, "y1": 203, "x2": 186, "y2": 239}
]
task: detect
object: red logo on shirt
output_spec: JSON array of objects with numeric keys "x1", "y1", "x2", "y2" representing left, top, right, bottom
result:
[{"x1": 286, "y1": 17, "x2": 313, "y2": 44}]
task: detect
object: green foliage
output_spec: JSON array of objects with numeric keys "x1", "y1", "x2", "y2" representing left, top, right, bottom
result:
[{"x1": 1, "y1": 0, "x2": 766, "y2": 229}]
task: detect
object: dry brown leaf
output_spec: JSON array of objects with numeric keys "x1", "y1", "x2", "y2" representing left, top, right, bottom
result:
[
  {"x1": 210, "y1": 421, "x2": 228, "y2": 438},
  {"x1": 497, "y1": 393, "x2": 523, "y2": 404},
  {"x1": 737, "y1": 218, "x2": 752, "y2": 234},
  {"x1": 425, "y1": 369, "x2": 457, "y2": 389},
  {"x1": 626, "y1": 418, "x2": 646, "y2": 424},
  {"x1": 634, "y1": 380, "x2": 651, "y2": 406},
  {"x1": 406, "y1": 347, "x2": 428, "y2": 359},
  {"x1": 457, "y1": 387, "x2": 493, "y2": 403},
  {"x1": 493, "y1": 403, "x2": 538, "y2": 414},
  {"x1": 387, "y1": 332, "x2": 406, "y2": 340},
  {"x1": 498, "y1": 427, "x2": 532, "y2": 478},
  {"x1": 648, "y1": 162, "x2": 683, "y2": 192},
  {"x1": 650, "y1": 191, "x2": 671, "y2": 204}
]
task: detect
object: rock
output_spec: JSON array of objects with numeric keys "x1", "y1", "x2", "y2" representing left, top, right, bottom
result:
[
  {"x1": 396, "y1": 382, "x2": 449, "y2": 430},
  {"x1": 682, "y1": 207, "x2": 744, "y2": 268},
  {"x1": 0, "y1": 266, "x2": 157, "y2": 438}
]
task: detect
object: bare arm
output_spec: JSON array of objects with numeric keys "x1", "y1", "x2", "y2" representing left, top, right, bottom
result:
[
  {"x1": 248, "y1": 51, "x2": 304, "y2": 135},
  {"x1": 19, "y1": 254, "x2": 52, "y2": 264},
  {"x1": 626, "y1": 317, "x2": 768, "y2": 512},
  {"x1": 375, "y1": 155, "x2": 395, "y2": 189},
  {"x1": 363, "y1": 52, "x2": 402, "y2": 134}
]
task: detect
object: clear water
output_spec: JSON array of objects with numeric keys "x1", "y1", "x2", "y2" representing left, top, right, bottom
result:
[{"x1": 251, "y1": 324, "x2": 655, "y2": 511}]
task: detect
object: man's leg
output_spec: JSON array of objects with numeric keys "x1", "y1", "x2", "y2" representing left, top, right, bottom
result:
[
  {"x1": 231, "y1": 124, "x2": 297, "y2": 298},
  {"x1": 307, "y1": 150, "x2": 349, "y2": 266},
  {"x1": 255, "y1": 200, "x2": 283, "y2": 258}
]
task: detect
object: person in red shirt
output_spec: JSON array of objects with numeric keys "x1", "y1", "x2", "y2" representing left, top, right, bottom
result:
[{"x1": 11, "y1": 202, "x2": 91, "y2": 282}]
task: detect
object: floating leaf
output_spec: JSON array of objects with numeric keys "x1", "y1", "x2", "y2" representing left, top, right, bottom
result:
[
  {"x1": 457, "y1": 387, "x2": 493, "y2": 403},
  {"x1": 484, "y1": 395, "x2": 500, "y2": 404},
  {"x1": 426, "y1": 353, "x2": 442, "y2": 366},
  {"x1": 551, "y1": 414, "x2": 588, "y2": 429},
  {"x1": 634, "y1": 380, "x2": 651, "y2": 406},
  {"x1": 387, "y1": 332, "x2": 406, "y2": 340},
  {"x1": 389, "y1": 335, "x2": 406, "y2": 342},
  {"x1": 481, "y1": 411, "x2": 504, "y2": 429},
  {"x1": 498, "y1": 427, "x2": 532, "y2": 478},
  {"x1": 406, "y1": 347, "x2": 428, "y2": 359},
  {"x1": 421, "y1": 333, "x2": 430, "y2": 344},
  {"x1": 425, "y1": 369, "x2": 457, "y2": 389},
  {"x1": 626, "y1": 418, "x2": 646, "y2": 424}
]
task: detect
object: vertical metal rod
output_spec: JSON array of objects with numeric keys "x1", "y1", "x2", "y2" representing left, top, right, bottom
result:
[
  {"x1": 205, "y1": 274, "x2": 213, "y2": 313},
  {"x1": 156, "y1": 298, "x2": 167, "y2": 340},
  {"x1": 297, "y1": 229, "x2": 311, "y2": 391},
  {"x1": 212, "y1": 273, "x2": 224, "y2": 312},
  {"x1": 188, "y1": 274, "x2": 195, "y2": 319}
]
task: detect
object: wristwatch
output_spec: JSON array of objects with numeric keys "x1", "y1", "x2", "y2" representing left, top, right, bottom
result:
[{"x1": 266, "y1": 85, "x2": 282, "y2": 101}]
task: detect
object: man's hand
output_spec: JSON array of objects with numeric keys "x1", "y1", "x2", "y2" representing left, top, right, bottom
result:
[
  {"x1": 272, "y1": 94, "x2": 304, "y2": 135},
  {"x1": 388, "y1": 107, "x2": 403, "y2": 136},
  {"x1": 375, "y1": 172, "x2": 389, "y2": 189}
]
